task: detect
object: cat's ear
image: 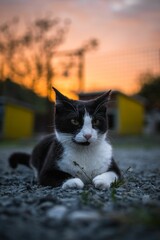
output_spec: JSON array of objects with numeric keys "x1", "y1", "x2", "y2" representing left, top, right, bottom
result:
[
  {"x1": 52, "y1": 87, "x2": 77, "y2": 112},
  {"x1": 52, "y1": 87, "x2": 70, "y2": 103},
  {"x1": 92, "y1": 90, "x2": 111, "y2": 115},
  {"x1": 94, "y1": 90, "x2": 112, "y2": 105}
]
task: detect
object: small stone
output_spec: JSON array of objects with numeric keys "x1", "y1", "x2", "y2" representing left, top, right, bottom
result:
[
  {"x1": 39, "y1": 201, "x2": 54, "y2": 210},
  {"x1": 68, "y1": 210, "x2": 100, "y2": 222},
  {"x1": 128, "y1": 167, "x2": 133, "y2": 172},
  {"x1": 142, "y1": 194, "x2": 150, "y2": 204},
  {"x1": 46, "y1": 205, "x2": 67, "y2": 220}
]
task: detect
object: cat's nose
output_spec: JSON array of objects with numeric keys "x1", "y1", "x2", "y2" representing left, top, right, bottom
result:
[{"x1": 83, "y1": 134, "x2": 92, "y2": 140}]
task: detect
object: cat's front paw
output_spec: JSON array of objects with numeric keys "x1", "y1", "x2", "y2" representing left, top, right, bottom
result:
[
  {"x1": 62, "y1": 178, "x2": 84, "y2": 190},
  {"x1": 93, "y1": 172, "x2": 118, "y2": 190}
]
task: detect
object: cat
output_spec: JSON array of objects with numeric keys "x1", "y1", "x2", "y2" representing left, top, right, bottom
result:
[{"x1": 9, "y1": 87, "x2": 121, "y2": 190}]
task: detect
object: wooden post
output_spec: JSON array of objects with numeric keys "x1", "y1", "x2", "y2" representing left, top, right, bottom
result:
[
  {"x1": 159, "y1": 49, "x2": 160, "y2": 74},
  {"x1": 77, "y1": 50, "x2": 85, "y2": 93}
]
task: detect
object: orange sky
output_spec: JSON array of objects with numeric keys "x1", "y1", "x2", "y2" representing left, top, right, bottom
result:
[{"x1": 0, "y1": 0, "x2": 160, "y2": 96}]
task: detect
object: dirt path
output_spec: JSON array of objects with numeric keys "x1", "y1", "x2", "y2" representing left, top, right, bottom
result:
[{"x1": 0, "y1": 137, "x2": 160, "y2": 240}]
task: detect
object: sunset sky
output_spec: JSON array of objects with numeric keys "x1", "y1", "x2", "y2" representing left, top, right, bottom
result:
[{"x1": 0, "y1": 0, "x2": 160, "y2": 95}]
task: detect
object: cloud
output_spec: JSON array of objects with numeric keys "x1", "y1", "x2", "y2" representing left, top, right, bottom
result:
[
  {"x1": 0, "y1": 0, "x2": 159, "y2": 93},
  {"x1": 0, "y1": 0, "x2": 160, "y2": 50},
  {"x1": 110, "y1": 0, "x2": 140, "y2": 13}
]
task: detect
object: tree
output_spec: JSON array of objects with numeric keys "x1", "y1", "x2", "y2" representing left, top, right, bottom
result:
[
  {"x1": 138, "y1": 73, "x2": 160, "y2": 109},
  {"x1": 0, "y1": 16, "x2": 98, "y2": 98},
  {"x1": 0, "y1": 16, "x2": 98, "y2": 133},
  {"x1": 0, "y1": 16, "x2": 71, "y2": 98},
  {"x1": 56, "y1": 38, "x2": 99, "y2": 92}
]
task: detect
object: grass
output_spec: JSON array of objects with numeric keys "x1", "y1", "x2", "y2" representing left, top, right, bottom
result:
[
  {"x1": 110, "y1": 166, "x2": 132, "y2": 202},
  {"x1": 73, "y1": 161, "x2": 92, "y2": 183},
  {"x1": 123, "y1": 207, "x2": 160, "y2": 227},
  {"x1": 80, "y1": 190, "x2": 91, "y2": 205}
]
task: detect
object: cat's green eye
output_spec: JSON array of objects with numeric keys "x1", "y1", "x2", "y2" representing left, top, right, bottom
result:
[
  {"x1": 71, "y1": 119, "x2": 79, "y2": 126},
  {"x1": 93, "y1": 119, "x2": 100, "y2": 126}
]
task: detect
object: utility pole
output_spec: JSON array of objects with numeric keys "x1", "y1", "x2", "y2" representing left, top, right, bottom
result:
[
  {"x1": 55, "y1": 48, "x2": 85, "y2": 92},
  {"x1": 159, "y1": 48, "x2": 160, "y2": 75},
  {"x1": 76, "y1": 49, "x2": 85, "y2": 93},
  {"x1": 54, "y1": 39, "x2": 98, "y2": 93}
]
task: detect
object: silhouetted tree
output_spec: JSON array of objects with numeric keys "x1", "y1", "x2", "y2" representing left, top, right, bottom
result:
[
  {"x1": 57, "y1": 39, "x2": 99, "y2": 92},
  {"x1": 0, "y1": 16, "x2": 98, "y2": 98},
  {"x1": 0, "y1": 16, "x2": 71, "y2": 98},
  {"x1": 138, "y1": 72, "x2": 160, "y2": 109}
]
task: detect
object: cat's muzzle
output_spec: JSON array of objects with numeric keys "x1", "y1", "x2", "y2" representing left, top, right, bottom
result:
[{"x1": 72, "y1": 139, "x2": 90, "y2": 146}]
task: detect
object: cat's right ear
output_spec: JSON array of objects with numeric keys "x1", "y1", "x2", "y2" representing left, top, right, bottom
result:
[
  {"x1": 52, "y1": 87, "x2": 69, "y2": 103},
  {"x1": 52, "y1": 87, "x2": 77, "y2": 113}
]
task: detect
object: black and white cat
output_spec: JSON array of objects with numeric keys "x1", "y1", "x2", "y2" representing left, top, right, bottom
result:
[{"x1": 9, "y1": 87, "x2": 121, "y2": 190}]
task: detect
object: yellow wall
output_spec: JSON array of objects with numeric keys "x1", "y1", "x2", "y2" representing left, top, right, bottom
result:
[
  {"x1": 117, "y1": 94, "x2": 144, "y2": 134},
  {"x1": 3, "y1": 103, "x2": 34, "y2": 139}
]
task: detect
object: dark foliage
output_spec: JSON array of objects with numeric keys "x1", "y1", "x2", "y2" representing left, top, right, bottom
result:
[{"x1": 138, "y1": 73, "x2": 160, "y2": 109}]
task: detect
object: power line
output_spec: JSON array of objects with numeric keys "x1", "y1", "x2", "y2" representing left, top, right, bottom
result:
[{"x1": 84, "y1": 47, "x2": 160, "y2": 93}]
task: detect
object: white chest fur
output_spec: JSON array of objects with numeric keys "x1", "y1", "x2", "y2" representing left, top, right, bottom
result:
[{"x1": 57, "y1": 140, "x2": 112, "y2": 183}]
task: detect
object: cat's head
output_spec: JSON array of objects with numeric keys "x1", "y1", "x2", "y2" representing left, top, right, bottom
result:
[{"x1": 53, "y1": 87, "x2": 111, "y2": 146}]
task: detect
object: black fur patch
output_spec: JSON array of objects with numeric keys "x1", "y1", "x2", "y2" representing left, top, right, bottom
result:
[
  {"x1": 108, "y1": 158, "x2": 121, "y2": 178},
  {"x1": 9, "y1": 153, "x2": 31, "y2": 169},
  {"x1": 55, "y1": 98, "x2": 108, "y2": 135}
]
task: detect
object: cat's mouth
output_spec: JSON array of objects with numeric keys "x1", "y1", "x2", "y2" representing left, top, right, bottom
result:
[{"x1": 72, "y1": 139, "x2": 90, "y2": 146}]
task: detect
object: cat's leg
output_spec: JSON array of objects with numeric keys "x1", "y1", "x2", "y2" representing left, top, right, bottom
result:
[
  {"x1": 39, "y1": 169, "x2": 72, "y2": 187},
  {"x1": 62, "y1": 178, "x2": 84, "y2": 190},
  {"x1": 39, "y1": 169, "x2": 84, "y2": 189},
  {"x1": 93, "y1": 171, "x2": 118, "y2": 190},
  {"x1": 93, "y1": 158, "x2": 121, "y2": 190}
]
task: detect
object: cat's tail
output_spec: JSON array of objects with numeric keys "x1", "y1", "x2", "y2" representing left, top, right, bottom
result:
[{"x1": 9, "y1": 152, "x2": 31, "y2": 169}]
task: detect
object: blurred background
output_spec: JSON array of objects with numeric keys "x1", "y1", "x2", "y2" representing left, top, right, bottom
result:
[{"x1": 0, "y1": 0, "x2": 160, "y2": 140}]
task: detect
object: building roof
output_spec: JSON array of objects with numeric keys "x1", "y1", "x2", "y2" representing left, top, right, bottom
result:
[
  {"x1": 78, "y1": 90, "x2": 144, "y2": 106},
  {"x1": 0, "y1": 97, "x2": 35, "y2": 111}
]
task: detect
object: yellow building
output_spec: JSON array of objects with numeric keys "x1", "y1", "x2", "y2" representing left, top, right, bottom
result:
[
  {"x1": 79, "y1": 91, "x2": 144, "y2": 135},
  {"x1": 0, "y1": 98, "x2": 34, "y2": 139},
  {"x1": 116, "y1": 92, "x2": 144, "y2": 134}
]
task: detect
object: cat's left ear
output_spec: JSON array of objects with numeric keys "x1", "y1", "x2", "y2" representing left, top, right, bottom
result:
[{"x1": 52, "y1": 87, "x2": 70, "y2": 103}]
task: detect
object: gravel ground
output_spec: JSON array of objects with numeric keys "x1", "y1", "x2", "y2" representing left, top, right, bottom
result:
[{"x1": 0, "y1": 136, "x2": 160, "y2": 240}]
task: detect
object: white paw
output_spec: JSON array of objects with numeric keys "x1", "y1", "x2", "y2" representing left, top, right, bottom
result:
[
  {"x1": 62, "y1": 178, "x2": 84, "y2": 190},
  {"x1": 93, "y1": 172, "x2": 118, "y2": 190}
]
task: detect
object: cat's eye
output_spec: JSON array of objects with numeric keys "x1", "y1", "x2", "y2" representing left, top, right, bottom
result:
[
  {"x1": 93, "y1": 119, "x2": 100, "y2": 126},
  {"x1": 71, "y1": 119, "x2": 79, "y2": 126}
]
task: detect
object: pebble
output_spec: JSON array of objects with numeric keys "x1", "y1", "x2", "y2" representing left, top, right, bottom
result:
[
  {"x1": 38, "y1": 201, "x2": 54, "y2": 210},
  {"x1": 68, "y1": 210, "x2": 100, "y2": 222},
  {"x1": 142, "y1": 194, "x2": 150, "y2": 204},
  {"x1": 0, "y1": 145, "x2": 160, "y2": 239},
  {"x1": 46, "y1": 205, "x2": 68, "y2": 220}
]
